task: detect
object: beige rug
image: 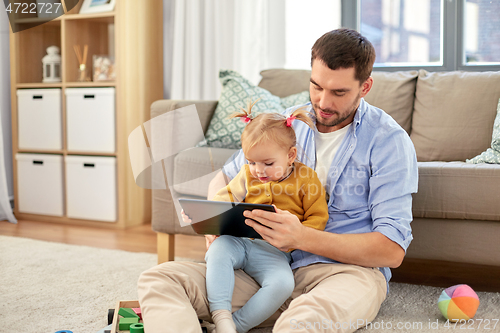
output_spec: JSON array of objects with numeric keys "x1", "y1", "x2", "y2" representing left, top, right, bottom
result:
[{"x1": 1, "y1": 235, "x2": 499, "y2": 333}]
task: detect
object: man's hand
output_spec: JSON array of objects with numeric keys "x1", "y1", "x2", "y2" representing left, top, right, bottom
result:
[
  {"x1": 244, "y1": 206, "x2": 405, "y2": 268},
  {"x1": 244, "y1": 205, "x2": 305, "y2": 252}
]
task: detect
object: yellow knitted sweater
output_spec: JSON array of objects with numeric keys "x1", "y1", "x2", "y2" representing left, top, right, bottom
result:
[{"x1": 214, "y1": 161, "x2": 328, "y2": 232}]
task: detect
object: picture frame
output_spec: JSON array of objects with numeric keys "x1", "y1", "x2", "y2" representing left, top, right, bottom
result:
[
  {"x1": 93, "y1": 55, "x2": 116, "y2": 82},
  {"x1": 79, "y1": 0, "x2": 116, "y2": 14}
]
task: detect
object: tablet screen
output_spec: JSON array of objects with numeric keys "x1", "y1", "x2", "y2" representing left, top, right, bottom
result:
[{"x1": 179, "y1": 199, "x2": 275, "y2": 238}]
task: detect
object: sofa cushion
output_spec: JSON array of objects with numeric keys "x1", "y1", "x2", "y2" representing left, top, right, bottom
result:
[
  {"x1": 173, "y1": 147, "x2": 237, "y2": 197},
  {"x1": 412, "y1": 161, "x2": 500, "y2": 221},
  {"x1": 258, "y1": 69, "x2": 311, "y2": 97},
  {"x1": 407, "y1": 217, "x2": 500, "y2": 266},
  {"x1": 410, "y1": 70, "x2": 500, "y2": 162},
  {"x1": 364, "y1": 71, "x2": 418, "y2": 134},
  {"x1": 467, "y1": 98, "x2": 500, "y2": 164}
]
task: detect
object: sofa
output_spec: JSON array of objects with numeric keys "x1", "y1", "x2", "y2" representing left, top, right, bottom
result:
[{"x1": 150, "y1": 69, "x2": 500, "y2": 277}]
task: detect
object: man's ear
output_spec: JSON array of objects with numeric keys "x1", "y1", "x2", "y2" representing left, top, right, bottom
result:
[
  {"x1": 288, "y1": 147, "x2": 298, "y2": 163},
  {"x1": 360, "y1": 76, "x2": 373, "y2": 98}
]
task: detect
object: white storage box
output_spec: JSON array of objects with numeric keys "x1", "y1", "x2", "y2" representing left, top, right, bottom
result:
[
  {"x1": 17, "y1": 89, "x2": 62, "y2": 150},
  {"x1": 65, "y1": 88, "x2": 116, "y2": 153},
  {"x1": 65, "y1": 155, "x2": 117, "y2": 222},
  {"x1": 16, "y1": 153, "x2": 64, "y2": 216}
]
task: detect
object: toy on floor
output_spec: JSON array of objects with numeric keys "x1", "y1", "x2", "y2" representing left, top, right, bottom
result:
[
  {"x1": 108, "y1": 309, "x2": 115, "y2": 325},
  {"x1": 119, "y1": 317, "x2": 140, "y2": 330},
  {"x1": 132, "y1": 308, "x2": 142, "y2": 319},
  {"x1": 130, "y1": 323, "x2": 144, "y2": 333},
  {"x1": 438, "y1": 284, "x2": 480, "y2": 322},
  {"x1": 119, "y1": 307, "x2": 140, "y2": 319}
]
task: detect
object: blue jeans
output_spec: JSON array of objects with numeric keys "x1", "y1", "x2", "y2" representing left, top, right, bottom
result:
[{"x1": 205, "y1": 236, "x2": 294, "y2": 333}]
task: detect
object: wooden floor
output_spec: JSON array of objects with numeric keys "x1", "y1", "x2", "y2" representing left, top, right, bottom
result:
[
  {"x1": 2, "y1": 219, "x2": 499, "y2": 292},
  {"x1": 0, "y1": 219, "x2": 207, "y2": 262}
]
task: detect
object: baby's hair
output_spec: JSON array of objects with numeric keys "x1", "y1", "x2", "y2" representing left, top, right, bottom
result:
[{"x1": 230, "y1": 99, "x2": 315, "y2": 155}]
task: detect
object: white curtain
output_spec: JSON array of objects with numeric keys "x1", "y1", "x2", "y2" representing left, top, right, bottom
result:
[
  {"x1": 170, "y1": 0, "x2": 286, "y2": 100},
  {"x1": 0, "y1": 12, "x2": 16, "y2": 223}
]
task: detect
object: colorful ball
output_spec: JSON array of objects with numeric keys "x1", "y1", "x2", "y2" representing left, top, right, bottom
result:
[{"x1": 438, "y1": 284, "x2": 480, "y2": 322}]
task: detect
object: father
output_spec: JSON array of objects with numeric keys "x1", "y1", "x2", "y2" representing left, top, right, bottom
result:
[{"x1": 138, "y1": 28, "x2": 418, "y2": 333}]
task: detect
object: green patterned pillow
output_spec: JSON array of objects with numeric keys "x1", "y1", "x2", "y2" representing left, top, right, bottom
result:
[
  {"x1": 467, "y1": 98, "x2": 500, "y2": 164},
  {"x1": 280, "y1": 90, "x2": 310, "y2": 109},
  {"x1": 197, "y1": 70, "x2": 310, "y2": 149}
]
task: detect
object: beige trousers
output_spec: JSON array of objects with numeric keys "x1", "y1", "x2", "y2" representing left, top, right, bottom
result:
[{"x1": 137, "y1": 261, "x2": 387, "y2": 333}]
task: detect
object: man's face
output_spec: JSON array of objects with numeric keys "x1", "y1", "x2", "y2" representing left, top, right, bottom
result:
[{"x1": 309, "y1": 60, "x2": 372, "y2": 133}]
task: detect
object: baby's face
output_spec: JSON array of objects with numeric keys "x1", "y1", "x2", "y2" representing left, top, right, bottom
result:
[{"x1": 245, "y1": 141, "x2": 295, "y2": 183}]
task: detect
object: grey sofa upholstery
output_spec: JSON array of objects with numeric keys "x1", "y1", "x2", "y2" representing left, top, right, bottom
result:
[{"x1": 151, "y1": 69, "x2": 500, "y2": 268}]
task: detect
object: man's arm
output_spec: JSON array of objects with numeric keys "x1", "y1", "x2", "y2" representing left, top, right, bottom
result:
[
  {"x1": 207, "y1": 170, "x2": 229, "y2": 200},
  {"x1": 245, "y1": 126, "x2": 417, "y2": 269},
  {"x1": 204, "y1": 171, "x2": 231, "y2": 249},
  {"x1": 244, "y1": 208, "x2": 405, "y2": 268}
]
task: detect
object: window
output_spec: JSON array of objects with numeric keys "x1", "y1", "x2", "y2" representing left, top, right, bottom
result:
[
  {"x1": 343, "y1": 0, "x2": 500, "y2": 71},
  {"x1": 360, "y1": 0, "x2": 442, "y2": 66},
  {"x1": 464, "y1": 0, "x2": 500, "y2": 65}
]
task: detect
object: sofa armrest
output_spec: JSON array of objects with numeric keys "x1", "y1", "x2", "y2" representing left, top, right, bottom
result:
[
  {"x1": 151, "y1": 100, "x2": 218, "y2": 133},
  {"x1": 150, "y1": 99, "x2": 218, "y2": 239}
]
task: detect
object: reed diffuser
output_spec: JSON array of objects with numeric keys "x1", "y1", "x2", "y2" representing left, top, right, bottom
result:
[{"x1": 74, "y1": 44, "x2": 89, "y2": 82}]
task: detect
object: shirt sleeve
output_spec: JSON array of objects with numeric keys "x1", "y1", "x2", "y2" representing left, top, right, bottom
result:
[
  {"x1": 222, "y1": 149, "x2": 246, "y2": 180},
  {"x1": 300, "y1": 168, "x2": 329, "y2": 231},
  {"x1": 369, "y1": 128, "x2": 418, "y2": 252}
]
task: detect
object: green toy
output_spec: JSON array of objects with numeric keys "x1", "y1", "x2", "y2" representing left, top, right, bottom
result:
[
  {"x1": 130, "y1": 323, "x2": 145, "y2": 333},
  {"x1": 119, "y1": 308, "x2": 140, "y2": 318},
  {"x1": 119, "y1": 317, "x2": 140, "y2": 330}
]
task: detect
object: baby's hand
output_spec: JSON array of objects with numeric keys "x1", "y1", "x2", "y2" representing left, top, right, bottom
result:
[
  {"x1": 181, "y1": 210, "x2": 192, "y2": 225},
  {"x1": 205, "y1": 234, "x2": 219, "y2": 250}
]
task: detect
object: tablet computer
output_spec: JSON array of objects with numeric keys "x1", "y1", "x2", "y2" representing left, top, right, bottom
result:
[{"x1": 178, "y1": 198, "x2": 275, "y2": 239}]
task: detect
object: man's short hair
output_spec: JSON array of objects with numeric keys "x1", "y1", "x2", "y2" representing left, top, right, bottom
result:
[{"x1": 311, "y1": 28, "x2": 376, "y2": 84}]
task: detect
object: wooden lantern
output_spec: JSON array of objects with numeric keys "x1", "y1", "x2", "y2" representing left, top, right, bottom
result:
[{"x1": 42, "y1": 46, "x2": 61, "y2": 83}]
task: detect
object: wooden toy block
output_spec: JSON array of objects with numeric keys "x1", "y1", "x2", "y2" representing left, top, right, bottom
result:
[
  {"x1": 119, "y1": 317, "x2": 139, "y2": 331},
  {"x1": 111, "y1": 301, "x2": 141, "y2": 333},
  {"x1": 119, "y1": 307, "x2": 140, "y2": 318},
  {"x1": 132, "y1": 308, "x2": 142, "y2": 319}
]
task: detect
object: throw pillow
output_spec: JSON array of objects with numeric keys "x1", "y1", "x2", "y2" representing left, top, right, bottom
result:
[
  {"x1": 280, "y1": 91, "x2": 310, "y2": 109},
  {"x1": 467, "y1": 98, "x2": 500, "y2": 164},
  {"x1": 198, "y1": 70, "x2": 309, "y2": 149}
]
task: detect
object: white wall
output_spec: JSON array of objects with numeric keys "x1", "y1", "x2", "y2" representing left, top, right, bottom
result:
[{"x1": 0, "y1": 10, "x2": 13, "y2": 201}]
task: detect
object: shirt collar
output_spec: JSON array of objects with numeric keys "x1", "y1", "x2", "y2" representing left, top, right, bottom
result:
[{"x1": 354, "y1": 98, "x2": 368, "y2": 128}]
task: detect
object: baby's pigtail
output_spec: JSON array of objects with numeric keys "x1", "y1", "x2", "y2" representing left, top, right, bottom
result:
[
  {"x1": 288, "y1": 106, "x2": 315, "y2": 129},
  {"x1": 229, "y1": 98, "x2": 260, "y2": 123}
]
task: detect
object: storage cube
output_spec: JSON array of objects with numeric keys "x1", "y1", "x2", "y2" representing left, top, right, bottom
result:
[
  {"x1": 65, "y1": 155, "x2": 117, "y2": 222},
  {"x1": 17, "y1": 89, "x2": 62, "y2": 150},
  {"x1": 66, "y1": 88, "x2": 116, "y2": 153},
  {"x1": 16, "y1": 153, "x2": 64, "y2": 216}
]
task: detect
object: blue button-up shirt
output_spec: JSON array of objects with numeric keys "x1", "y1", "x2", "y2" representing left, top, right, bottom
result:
[{"x1": 222, "y1": 99, "x2": 418, "y2": 284}]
